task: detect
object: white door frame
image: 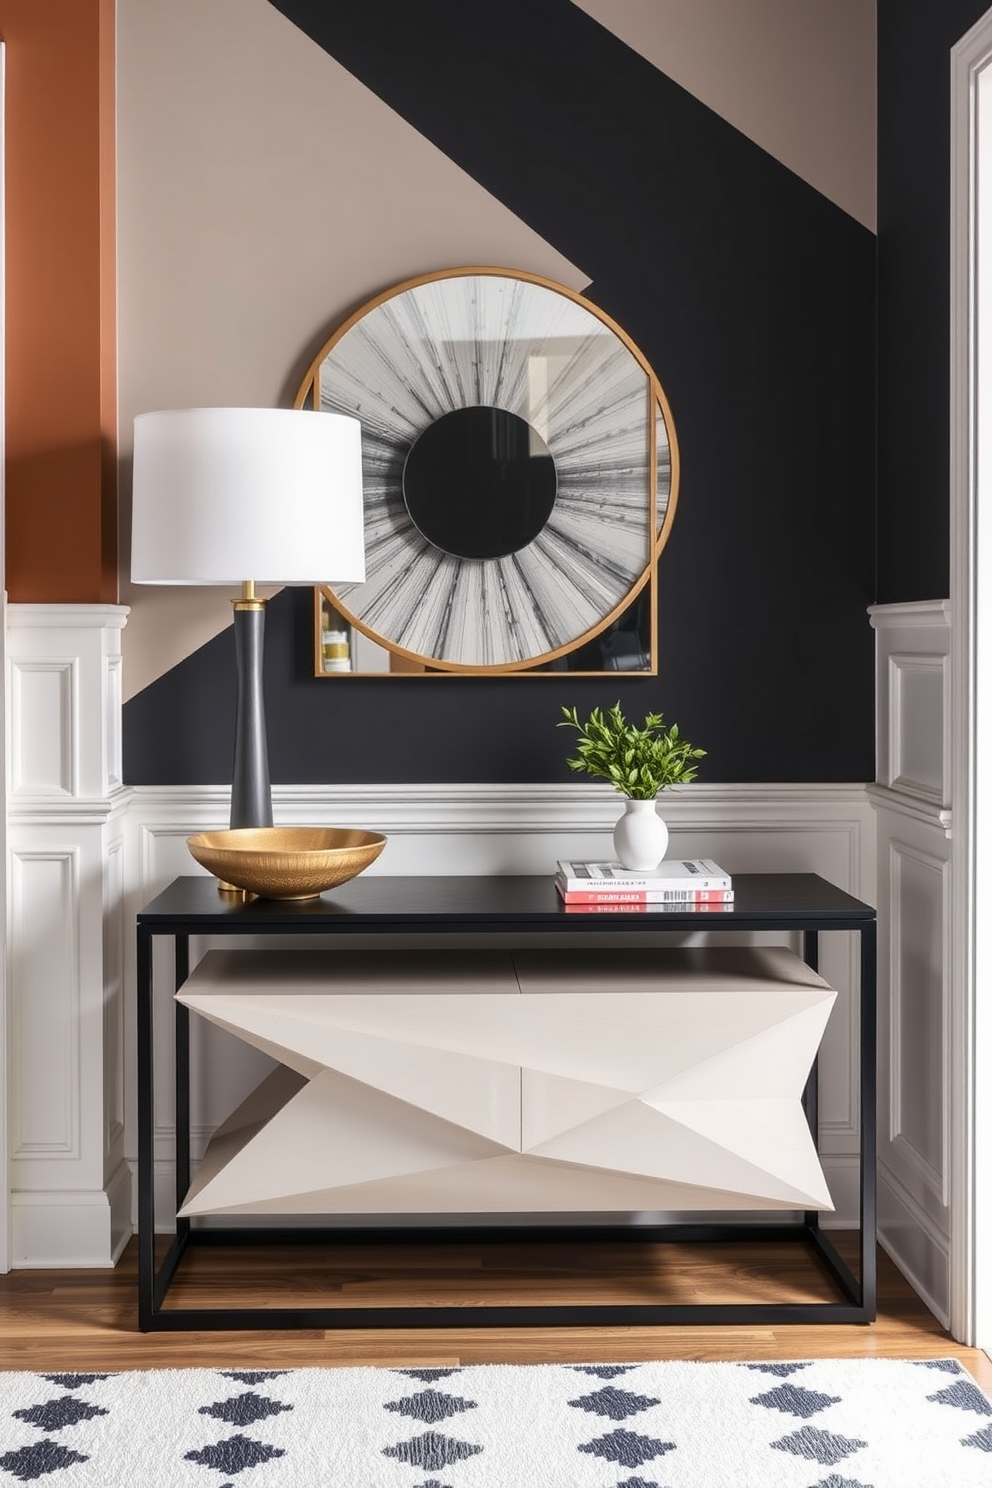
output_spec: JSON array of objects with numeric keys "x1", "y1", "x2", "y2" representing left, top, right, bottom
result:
[{"x1": 950, "y1": 6, "x2": 992, "y2": 1349}]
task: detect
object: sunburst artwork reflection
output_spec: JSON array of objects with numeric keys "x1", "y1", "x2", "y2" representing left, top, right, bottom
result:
[{"x1": 305, "y1": 270, "x2": 677, "y2": 671}]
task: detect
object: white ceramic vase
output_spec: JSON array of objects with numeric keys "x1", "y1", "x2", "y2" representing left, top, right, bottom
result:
[{"x1": 613, "y1": 797, "x2": 669, "y2": 871}]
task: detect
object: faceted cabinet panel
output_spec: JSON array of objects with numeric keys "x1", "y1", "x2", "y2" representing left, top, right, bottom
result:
[{"x1": 177, "y1": 947, "x2": 837, "y2": 1217}]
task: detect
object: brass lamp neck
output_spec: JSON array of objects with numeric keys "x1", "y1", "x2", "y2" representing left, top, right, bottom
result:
[{"x1": 232, "y1": 580, "x2": 266, "y2": 612}]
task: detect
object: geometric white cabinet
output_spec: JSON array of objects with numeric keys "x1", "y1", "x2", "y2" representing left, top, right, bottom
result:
[{"x1": 177, "y1": 945, "x2": 836, "y2": 1218}]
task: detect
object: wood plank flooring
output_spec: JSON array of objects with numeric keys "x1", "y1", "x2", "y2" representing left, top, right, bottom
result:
[{"x1": 2, "y1": 1232, "x2": 990, "y2": 1391}]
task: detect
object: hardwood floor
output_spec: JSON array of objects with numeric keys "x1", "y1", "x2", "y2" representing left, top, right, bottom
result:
[{"x1": 2, "y1": 1232, "x2": 990, "y2": 1391}]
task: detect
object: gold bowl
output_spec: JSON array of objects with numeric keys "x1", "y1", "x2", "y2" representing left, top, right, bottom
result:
[{"x1": 186, "y1": 826, "x2": 386, "y2": 900}]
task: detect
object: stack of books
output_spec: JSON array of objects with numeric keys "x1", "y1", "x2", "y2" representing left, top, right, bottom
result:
[{"x1": 555, "y1": 857, "x2": 734, "y2": 912}]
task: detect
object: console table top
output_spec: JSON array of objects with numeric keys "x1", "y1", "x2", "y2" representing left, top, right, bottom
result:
[{"x1": 137, "y1": 872, "x2": 875, "y2": 930}]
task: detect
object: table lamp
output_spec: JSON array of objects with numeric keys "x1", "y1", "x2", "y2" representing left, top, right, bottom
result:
[{"x1": 130, "y1": 407, "x2": 365, "y2": 828}]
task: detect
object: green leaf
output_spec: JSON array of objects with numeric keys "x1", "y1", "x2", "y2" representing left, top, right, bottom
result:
[{"x1": 558, "y1": 701, "x2": 705, "y2": 795}]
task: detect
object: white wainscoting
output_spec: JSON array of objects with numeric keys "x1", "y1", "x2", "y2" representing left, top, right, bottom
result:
[
  {"x1": 3, "y1": 604, "x2": 882, "y2": 1266},
  {"x1": 126, "y1": 780, "x2": 875, "y2": 1235},
  {"x1": 869, "y1": 600, "x2": 953, "y2": 1326},
  {"x1": 5, "y1": 606, "x2": 132, "y2": 1267}
]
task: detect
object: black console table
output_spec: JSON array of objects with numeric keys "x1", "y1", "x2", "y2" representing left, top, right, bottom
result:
[{"x1": 136, "y1": 872, "x2": 876, "y2": 1331}]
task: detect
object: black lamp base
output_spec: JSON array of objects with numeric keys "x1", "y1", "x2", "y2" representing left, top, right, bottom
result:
[{"x1": 230, "y1": 603, "x2": 273, "y2": 829}]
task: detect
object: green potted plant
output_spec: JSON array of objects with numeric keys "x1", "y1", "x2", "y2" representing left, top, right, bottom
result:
[{"x1": 558, "y1": 702, "x2": 705, "y2": 869}]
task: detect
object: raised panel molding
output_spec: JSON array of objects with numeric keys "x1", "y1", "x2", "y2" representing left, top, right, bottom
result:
[
  {"x1": 105, "y1": 837, "x2": 127, "y2": 1155},
  {"x1": 888, "y1": 840, "x2": 948, "y2": 1205},
  {"x1": 5, "y1": 606, "x2": 132, "y2": 1268},
  {"x1": 9, "y1": 850, "x2": 79, "y2": 1158},
  {"x1": 126, "y1": 780, "x2": 874, "y2": 1232},
  {"x1": 888, "y1": 653, "x2": 947, "y2": 802},
  {"x1": 9, "y1": 661, "x2": 75, "y2": 797},
  {"x1": 869, "y1": 601, "x2": 951, "y2": 805},
  {"x1": 107, "y1": 656, "x2": 123, "y2": 793},
  {"x1": 6, "y1": 605, "x2": 130, "y2": 802},
  {"x1": 869, "y1": 600, "x2": 953, "y2": 1327}
]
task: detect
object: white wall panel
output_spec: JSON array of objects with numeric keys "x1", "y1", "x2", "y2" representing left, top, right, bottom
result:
[
  {"x1": 104, "y1": 837, "x2": 127, "y2": 1154},
  {"x1": 9, "y1": 661, "x2": 74, "y2": 797},
  {"x1": 6, "y1": 605, "x2": 132, "y2": 1267},
  {"x1": 869, "y1": 600, "x2": 953, "y2": 1327},
  {"x1": 9, "y1": 850, "x2": 78, "y2": 1156},
  {"x1": 890, "y1": 654, "x2": 946, "y2": 801},
  {"x1": 871, "y1": 601, "x2": 951, "y2": 804},
  {"x1": 890, "y1": 842, "x2": 947, "y2": 1201},
  {"x1": 106, "y1": 656, "x2": 123, "y2": 793}
]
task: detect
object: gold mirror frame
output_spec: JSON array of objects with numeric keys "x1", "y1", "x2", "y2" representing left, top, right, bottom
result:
[{"x1": 296, "y1": 267, "x2": 680, "y2": 676}]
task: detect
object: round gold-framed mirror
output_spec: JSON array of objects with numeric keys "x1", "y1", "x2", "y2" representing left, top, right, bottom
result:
[{"x1": 296, "y1": 267, "x2": 679, "y2": 676}]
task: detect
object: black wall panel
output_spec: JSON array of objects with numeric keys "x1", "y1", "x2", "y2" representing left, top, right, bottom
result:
[
  {"x1": 877, "y1": 0, "x2": 991, "y2": 603},
  {"x1": 123, "y1": 0, "x2": 876, "y2": 786}
]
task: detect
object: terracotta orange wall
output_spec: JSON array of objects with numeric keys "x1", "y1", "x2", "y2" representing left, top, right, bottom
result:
[{"x1": 1, "y1": 0, "x2": 117, "y2": 602}]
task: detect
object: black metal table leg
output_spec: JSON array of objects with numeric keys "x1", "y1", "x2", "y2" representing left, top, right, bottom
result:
[
  {"x1": 801, "y1": 929, "x2": 821, "y2": 1231},
  {"x1": 135, "y1": 873, "x2": 878, "y2": 1330},
  {"x1": 174, "y1": 934, "x2": 191, "y2": 1241},
  {"x1": 136, "y1": 925, "x2": 155, "y2": 1331}
]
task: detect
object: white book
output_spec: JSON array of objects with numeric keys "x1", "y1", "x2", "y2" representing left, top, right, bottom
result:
[{"x1": 555, "y1": 857, "x2": 733, "y2": 892}]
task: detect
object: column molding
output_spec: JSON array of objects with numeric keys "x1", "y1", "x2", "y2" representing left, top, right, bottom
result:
[{"x1": 5, "y1": 604, "x2": 131, "y2": 1265}]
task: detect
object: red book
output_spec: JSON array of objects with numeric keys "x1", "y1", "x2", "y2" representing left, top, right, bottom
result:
[
  {"x1": 561, "y1": 899, "x2": 735, "y2": 914},
  {"x1": 558, "y1": 886, "x2": 734, "y2": 904}
]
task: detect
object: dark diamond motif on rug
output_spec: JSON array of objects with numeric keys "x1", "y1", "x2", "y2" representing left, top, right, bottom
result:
[
  {"x1": 396, "y1": 1368, "x2": 464, "y2": 1382},
  {"x1": 751, "y1": 1384, "x2": 841, "y2": 1419},
  {"x1": 41, "y1": 1373, "x2": 111, "y2": 1390},
  {"x1": 616, "y1": 1478, "x2": 662, "y2": 1488},
  {"x1": 185, "y1": 1434, "x2": 286, "y2": 1474},
  {"x1": 385, "y1": 1389, "x2": 476, "y2": 1424},
  {"x1": 0, "y1": 1439, "x2": 89, "y2": 1481},
  {"x1": 927, "y1": 1379, "x2": 992, "y2": 1416},
  {"x1": 963, "y1": 1423, "x2": 992, "y2": 1452},
  {"x1": 382, "y1": 1432, "x2": 482, "y2": 1470},
  {"x1": 199, "y1": 1391, "x2": 293, "y2": 1426},
  {"x1": 413, "y1": 1481, "x2": 455, "y2": 1488},
  {"x1": 573, "y1": 1365, "x2": 636, "y2": 1379},
  {"x1": 578, "y1": 1429, "x2": 676, "y2": 1468},
  {"x1": 14, "y1": 1395, "x2": 109, "y2": 1433},
  {"x1": 220, "y1": 1371, "x2": 290, "y2": 1385},
  {"x1": 916, "y1": 1359, "x2": 963, "y2": 1374},
  {"x1": 810, "y1": 1477, "x2": 875, "y2": 1488},
  {"x1": 569, "y1": 1386, "x2": 661, "y2": 1421},
  {"x1": 745, "y1": 1363, "x2": 812, "y2": 1378},
  {"x1": 772, "y1": 1426, "x2": 867, "y2": 1467}
]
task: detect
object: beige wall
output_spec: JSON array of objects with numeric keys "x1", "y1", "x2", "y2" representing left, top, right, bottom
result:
[
  {"x1": 116, "y1": 0, "x2": 587, "y2": 699},
  {"x1": 573, "y1": 0, "x2": 876, "y2": 231}
]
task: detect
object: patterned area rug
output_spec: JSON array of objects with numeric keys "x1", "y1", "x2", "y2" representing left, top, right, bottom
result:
[{"x1": 0, "y1": 1358, "x2": 989, "y2": 1486}]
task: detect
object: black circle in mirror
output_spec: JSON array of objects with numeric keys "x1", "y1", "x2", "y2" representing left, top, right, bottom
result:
[{"x1": 402, "y1": 405, "x2": 557, "y2": 560}]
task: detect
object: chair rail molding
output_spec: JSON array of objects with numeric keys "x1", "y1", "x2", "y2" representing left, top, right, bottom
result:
[
  {"x1": 126, "y1": 779, "x2": 874, "y2": 1238},
  {"x1": 5, "y1": 604, "x2": 131, "y2": 1267}
]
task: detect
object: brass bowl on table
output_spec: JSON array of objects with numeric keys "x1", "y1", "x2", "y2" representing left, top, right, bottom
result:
[{"x1": 186, "y1": 826, "x2": 386, "y2": 900}]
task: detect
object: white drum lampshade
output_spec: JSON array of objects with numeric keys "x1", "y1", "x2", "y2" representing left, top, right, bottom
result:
[
  {"x1": 131, "y1": 406, "x2": 365, "y2": 586},
  {"x1": 130, "y1": 407, "x2": 366, "y2": 829}
]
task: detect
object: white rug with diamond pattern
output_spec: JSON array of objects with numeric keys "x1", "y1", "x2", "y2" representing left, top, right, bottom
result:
[{"x1": 0, "y1": 1358, "x2": 989, "y2": 1487}]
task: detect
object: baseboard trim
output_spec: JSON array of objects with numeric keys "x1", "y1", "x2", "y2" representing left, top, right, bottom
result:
[
  {"x1": 11, "y1": 1160, "x2": 133, "y2": 1268},
  {"x1": 878, "y1": 1159, "x2": 951, "y2": 1327}
]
